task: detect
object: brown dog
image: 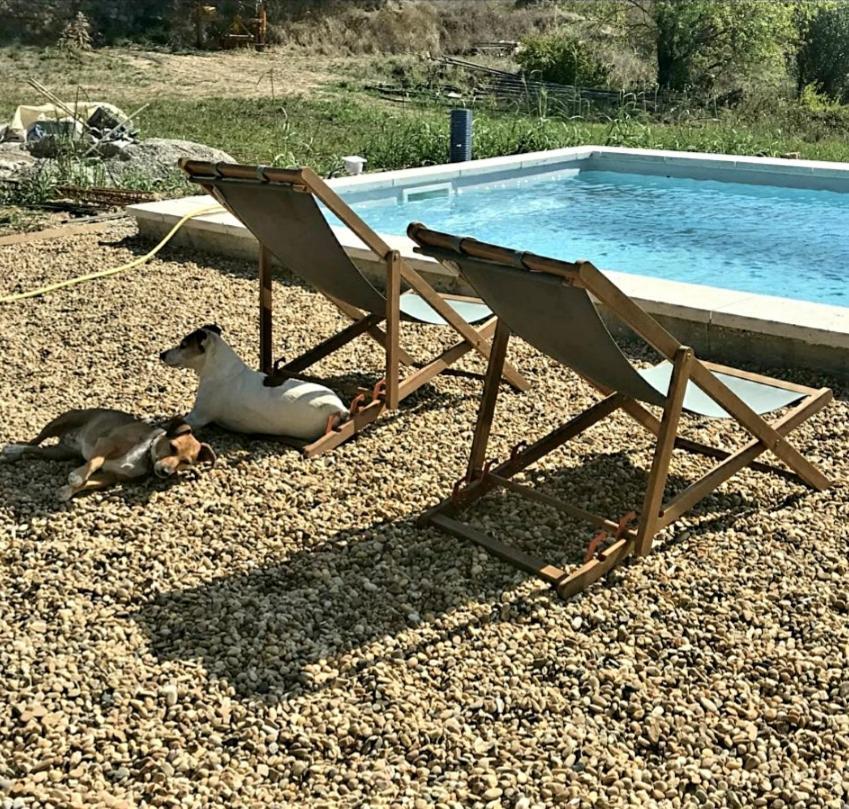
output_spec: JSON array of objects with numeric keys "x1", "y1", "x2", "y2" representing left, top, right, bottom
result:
[{"x1": 1, "y1": 409, "x2": 216, "y2": 500}]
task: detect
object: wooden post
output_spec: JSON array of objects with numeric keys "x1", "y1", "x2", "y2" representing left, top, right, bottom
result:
[
  {"x1": 385, "y1": 250, "x2": 401, "y2": 410},
  {"x1": 467, "y1": 319, "x2": 510, "y2": 480},
  {"x1": 635, "y1": 346, "x2": 692, "y2": 557},
  {"x1": 259, "y1": 246, "x2": 272, "y2": 374}
]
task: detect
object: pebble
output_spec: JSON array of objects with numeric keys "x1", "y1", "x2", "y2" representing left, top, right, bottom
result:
[
  {"x1": 159, "y1": 684, "x2": 178, "y2": 707},
  {"x1": 1, "y1": 223, "x2": 847, "y2": 808}
]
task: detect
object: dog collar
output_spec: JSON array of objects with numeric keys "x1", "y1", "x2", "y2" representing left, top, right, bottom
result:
[{"x1": 147, "y1": 428, "x2": 167, "y2": 466}]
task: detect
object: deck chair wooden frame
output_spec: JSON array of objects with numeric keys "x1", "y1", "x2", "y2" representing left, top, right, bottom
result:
[
  {"x1": 179, "y1": 160, "x2": 529, "y2": 458},
  {"x1": 408, "y1": 223, "x2": 832, "y2": 600}
]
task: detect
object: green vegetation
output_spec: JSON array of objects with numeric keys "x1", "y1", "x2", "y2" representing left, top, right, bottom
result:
[
  {"x1": 516, "y1": 32, "x2": 612, "y2": 88},
  {"x1": 607, "y1": 0, "x2": 797, "y2": 92},
  {"x1": 4, "y1": 87, "x2": 849, "y2": 216},
  {"x1": 0, "y1": 1, "x2": 565, "y2": 51},
  {"x1": 139, "y1": 94, "x2": 849, "y2": 175}
]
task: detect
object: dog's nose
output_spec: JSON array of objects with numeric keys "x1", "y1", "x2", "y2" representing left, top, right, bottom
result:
[{"x1": 159, "y1": 351, "x2": 168, "y2": 361}]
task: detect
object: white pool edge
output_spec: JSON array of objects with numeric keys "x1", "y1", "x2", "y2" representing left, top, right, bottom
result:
[{"x1": 127, "y1": 146, "x2": 849, "y2": 374}]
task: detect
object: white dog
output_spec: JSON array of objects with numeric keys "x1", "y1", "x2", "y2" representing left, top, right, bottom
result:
[{"x1": 160, "y1": 325, "x2": 349, "y2": 440}]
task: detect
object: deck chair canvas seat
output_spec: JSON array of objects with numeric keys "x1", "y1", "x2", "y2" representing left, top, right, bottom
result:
[
  {"x1": 179, "y1": 160, "x2": 529, "y2": 457},
  {"x1": 408, "y1": 222, "x2": 833, "y2": 600}
]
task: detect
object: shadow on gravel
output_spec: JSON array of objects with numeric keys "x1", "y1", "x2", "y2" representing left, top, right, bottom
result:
[
  {"x1": 0, "y1": 383, "x2": 468, "y2": 520},
  {"x1": 0, "y1": 451, "x2": 195, "y2": 518},
  {"x1": 131, "y1": 516, "x2": 497, "y2": 701},
  {"x1": 456, "y1": 450, "x2": 765, "y2": 560},
  {"x1": 131, "y1": 450, "x2": 786, "y2": 703}
]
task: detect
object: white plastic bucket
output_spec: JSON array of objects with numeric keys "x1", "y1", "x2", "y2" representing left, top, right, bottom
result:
[{"x1": 342, "y1": 155, "x2": 367, "y2": 176}]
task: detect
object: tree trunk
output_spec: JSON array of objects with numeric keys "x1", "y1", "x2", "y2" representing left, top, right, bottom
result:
[
  {"x1": 655, "y1": 7, "x2": 688, "y2": 91},
  {"x1": 657, "y1": 36, "x2": 677, "y2": 90}
]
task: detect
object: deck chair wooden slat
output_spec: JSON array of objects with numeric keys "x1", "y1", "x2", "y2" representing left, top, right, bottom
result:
[
  {"x1": 408, "y1": 222, "x2": 833, "y2": 600},
  {"x1": 179, "y1": 160, "x2": 530, "y2": 457}
]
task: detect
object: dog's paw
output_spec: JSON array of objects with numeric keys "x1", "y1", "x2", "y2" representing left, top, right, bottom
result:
[
  {"x1": 56, "y1": 485, "x2": 75, "y2": 502},
  {"x1": 67, "y1": 471, "x2": 84, "y2": 487},
  {"x1": 1, "y1": 443, "x2": 28, "y2": 462}
]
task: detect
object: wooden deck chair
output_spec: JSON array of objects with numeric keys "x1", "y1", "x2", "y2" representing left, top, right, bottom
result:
[
  {"x1": 408, "y1": 223, "x2": 833, "y2": 600},
  {"x1": 179, "y1": 160, "x2": 529, "y2": 458}
]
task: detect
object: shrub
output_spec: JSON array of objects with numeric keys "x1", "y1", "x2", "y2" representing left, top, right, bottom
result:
[
  {"x1": 792, "y1": 83, "x2": 849, "y2": 139},
  {"x1": 516, "y1": 31, "x2": 612, "y2": 88},
  {"x1": 58, "y1": 11, "x2": 93, "y2": 51}
]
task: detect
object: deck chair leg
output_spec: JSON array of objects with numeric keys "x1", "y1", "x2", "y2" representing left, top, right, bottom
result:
[
  {"x1": 397, "y1": 316, "x2": 524, "y2": 399},
  {"x1": 657, "y1": 387, "x2": 832, "y2": 531},
  {"x1": 588, "y1": 378, "x2": 820, "y2": 485},
  {"x1": 431, "y1": 391, "x2": 628, "y2": 518},
  {"x1": 467, "y1": 319, "x2": 510, "y2": 480},
  {"x1": 636, "y1": 346, "x2": 692, "y2": 557},
  {"x1": 385, "y1": 251, "x2": 401, "y2": 410},
  {"x1": 259, "y1": 246, "x2": 273, "y2": 374},
  {"x1": 686, "y1": 363, "x2": 831, "y2": 491},
  {"x1": 477, "y1": 317, "x2": 529, "y2": 392},
  {"x1": 302, "y1": 399, "x2": 385, "y2": 458},
  {"x1": 579, "y1": 262, "x2": 830, "y2": 490}
]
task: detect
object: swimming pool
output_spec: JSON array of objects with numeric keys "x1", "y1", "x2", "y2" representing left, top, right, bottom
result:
[
  {"x1": 341, "y1": 167, "x2": 849, "y2": 307},
  {"x1": 128, "y1": 146, "x2": 849, "y2": 376}
]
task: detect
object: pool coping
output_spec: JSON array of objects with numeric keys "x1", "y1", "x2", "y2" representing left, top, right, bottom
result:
[{"x1": 127, "y1": 146, "x2": 849, "y2": 374}]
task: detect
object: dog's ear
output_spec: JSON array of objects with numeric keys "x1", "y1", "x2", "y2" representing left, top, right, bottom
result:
[
  {"x1": 165, "y1": 418, "x2": 193, "y2": 438},
  {"x1": 202, "y1": 323, "x2": 222, "y2": 336},
  {"x1": 197, "y1": 443, "x2": 217, "y2": 467}
]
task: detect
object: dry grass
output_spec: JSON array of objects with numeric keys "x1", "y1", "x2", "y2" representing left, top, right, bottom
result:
[
  {"x1": 0, "y1": 46, "x2": 340, "y2": 111},
  {"x1": 275, "y1": 0, "x2": 563, "y2": 56}
]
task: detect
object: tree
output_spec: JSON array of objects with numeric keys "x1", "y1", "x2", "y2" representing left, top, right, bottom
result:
[
  {"x1": 796, "y1": 1, "x2": 849, "y2": 101},
  {"x1": 0, "y1": 0, "x2": 76, "y2": 42},
  {"x1": 618, "y1": 0, "x2": 797, "y2": 91}
]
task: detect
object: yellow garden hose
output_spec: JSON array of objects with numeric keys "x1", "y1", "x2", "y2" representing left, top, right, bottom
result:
[{"x1": 0, "y1": 204, "x2": 224, "y2": 304}]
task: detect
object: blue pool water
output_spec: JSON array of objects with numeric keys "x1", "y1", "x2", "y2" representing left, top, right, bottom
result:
[{"x1": 344, "y1": 170, "x2": 849, "y2": 307}]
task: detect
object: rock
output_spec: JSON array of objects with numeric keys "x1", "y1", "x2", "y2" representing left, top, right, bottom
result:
[
  {"x1": 0, "y1": 143, "x2": 36, "y2": 180},
  {"x1": 96, "y1": 139, "x2": 135, "y2": 159},
  {"x1": 107, "y1": 137, "x2": 235, "y2": 175},
  {"x1": 159, "y1": 684, "x2": 178, "y2": 707}
]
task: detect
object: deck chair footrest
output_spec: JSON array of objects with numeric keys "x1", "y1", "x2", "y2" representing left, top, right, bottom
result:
[{"x1": 430, "y1": 513, "x2": 566, "y2": 584}]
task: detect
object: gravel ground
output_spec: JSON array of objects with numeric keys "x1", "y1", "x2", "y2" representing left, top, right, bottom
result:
[{"x1": 1, "y1": 223, "x2": 848, "y2": 809}]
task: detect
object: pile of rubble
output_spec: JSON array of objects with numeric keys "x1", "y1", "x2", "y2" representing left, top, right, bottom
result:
[{"x1": 0, "y1": 99, "x2": 233, "y2": 190}]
